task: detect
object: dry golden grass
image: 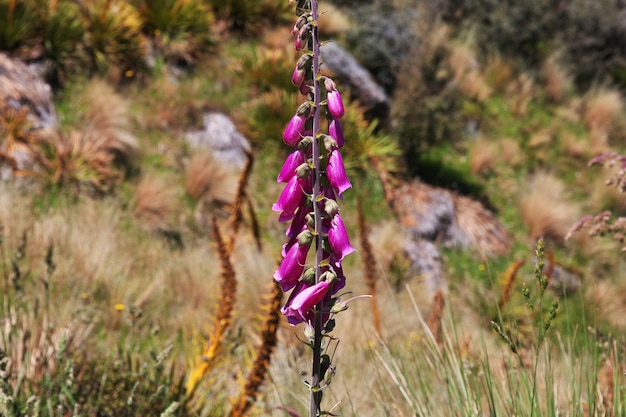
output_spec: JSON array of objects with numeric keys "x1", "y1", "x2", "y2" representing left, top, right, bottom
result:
[
  {"x1": 507, "y1": 72, "x2": 536, "y2": 116},
  {"x1": 470, "y1": 136, "x2": 499, "y2": 175},
  {"x1": 318, "y1": 1, "x2": 351, "y2": 36},
  {"x1": 520, "y1": 172, "x2": 581, "y2": 241},
  {"x1": 452, "y1": 193, "x2": 510, "y2": 256},
  {"x1": 560, "y1": 130, "x2": 589, "y2": 158},
  {"x1": 185, "y1": 151, "x2": 236, "y2": 202},
  {"x1": 500, "y1": 137, "x2": 524, "y2": 166},
  {"x1": 584, "y1": 87, "x2": 624, "y2": 133},
  {"x1": 542, "y1": 51, "x2": 573, "y2": 103},
  {"x1": 485, "y1": 53, "x2": 516, "y2": 93},
  {"x1": 134, "y1": 175, "x2": 179, "y2": 232},
  {"x1": 81, "y1": 79, "x2": 139, "y2": 165},
  {"x1": 448, "y1": 42, "x2": 491, "y2": 101},
  {"x1": 528, "y1": 127, "x2": 554, "y2": 148},
  {"x1": 584, "y1": 87, "x2": 624, "y2": 154}
]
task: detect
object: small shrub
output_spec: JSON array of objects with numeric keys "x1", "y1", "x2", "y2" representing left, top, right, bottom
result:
[
  {"x1": 133, "y1": 0, "x2": 215, "y2": 66},
  {"x1": 44, "y1": 1, "x2": 88, "y2": 82},
  {"x1": 0, "y1": 0, "x2": 44, "y2": 52},
  {"x1": 79, "y1": 0, "x2": 147, "y2": 79},
  {"x1": 345, "y1": 2, "x2": 418, "y2": 93}
]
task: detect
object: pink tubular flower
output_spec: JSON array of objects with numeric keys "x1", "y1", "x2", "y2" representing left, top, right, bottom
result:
[
  {"x1": 283, "y1": 114, "x2": 307, "y2": 146},
  {"x1": 328, "y1": 119, "x2": 344, "y2": 148},
  {"x1": 292, "y1": 66, "x2": 306, "y2": 86},
  {"x1": 327, "y1": 90, "x2": 344, "y2": 119},
  {"x1": 281, "y1": 280, "x2": 331, "y2": 325},
  {"x1": 273, "y1": 176, "x2": 304, "y2": 221},
  {"x1": 274, "y1": 242, "x2": 310, "y2": 292},
  {"x1": 278, "y1": 150, "x2": 305, "y2": 183},
  {"x1": 328, "y1": 213, "x2": 356, "y2": 261},
  {"x1": 326, "y1": 149, "x2": 351, "y2": 197}
]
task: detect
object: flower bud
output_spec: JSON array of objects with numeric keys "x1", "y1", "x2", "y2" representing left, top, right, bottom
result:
[
  {"x1": 324, "y1": 77, "x2": 337, "y2": 92},
  {"x1": 291, "y1": 14, "x2": 307, "y2": 36},
  {"x1": 303, "y1": 266, "x2": 316, "y2": 283},
  {"x1": 324, "y1": 199, "x2": 340, "y2": 217},
  {"x1": 326, "y1": 149, "x2": 352, "y2": 197},
  {"x1": 274, "y1": 242, "x2": 310, "y2": 292},
  {"x1": 283, "y1": 114, "x2": 307, "y2": 146},
  {"x1": 297, "y1": 136, "x2": 312, "y2": 151},
  {"x1": 278, "y1": 150, "x2": 305, "y2": 183},
  {"x1": 295, "y1": 162, "x2": 310, "y2": 179},
  {"x1": 304, "y1": 323, "x2": 315, "y2": 340},
  {"x1": 300, "y1": 82, "x2": 312, "y2": 95},
  {"x1": 297, "y1": 229, "x2": 313, "y2": 246},
  {"x1": 328, "y1": 119, "x2": 345, "y2": 148},
  {"x1": 328, "y1": 213, "x2": 356, "y2": 261},
  {"x1": 296, "y1": 101, "x2": 312, "y2": 117},
  {"x1": 291, "y1": 66, "x2": 306, "y2": 86},
  {"x1": 327, "y1": 90, "x2": 344, "y2": 119},
  {"x1": 323, "y1": 134, "x2": 338, "y2": 152}
]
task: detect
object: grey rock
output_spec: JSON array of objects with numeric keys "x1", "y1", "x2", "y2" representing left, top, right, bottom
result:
[
  {"x1": 184, "y1": 112, "x2": 251, "y2": 169},
  {"x1": 0, "y1": 53, "x2": 58, "y2": 180},
  {"x1": 320, "y1": 42, "x2": 391, "y2": 122}
]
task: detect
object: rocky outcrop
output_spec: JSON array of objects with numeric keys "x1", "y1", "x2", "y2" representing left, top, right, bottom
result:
[
  {"x1": 391, "y1": 181, "x2": 510, "y2": 257},
  {"x1": 0, "y1": 53, "x2": 59, "y2": 180},
  {"x1": 320, "y1": 42, "x2": 391, "y2": 122},
  {"x1": 184, "y1": 112, "x2": 251, "y2": 169}
]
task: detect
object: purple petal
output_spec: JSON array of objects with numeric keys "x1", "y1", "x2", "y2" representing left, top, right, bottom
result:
[
  {"x1": 291, "y1": 66, "x2": 306, "y2": 86},
  {"x1": 328, "y1": 119, "x2": 345, "y2": 148},
  {"x1": 274, "y1": 243, "x2": 310, "y2": 292},
  {"x1": 283, "y1": 114, "x2": 306, "y2": 146},
  {"x1": 278, "y1": 150, "x2": 305, "y2": 183},
  {"x1": 326, "y1": 149, "x2": 351, "y2": 197},
  {"x1": 281, "y1": 280, "x2": 331, "y2": 325},
  {"x1": 272, "y1": 176, "x2": 304, "y2": 221},
  {"x1": 327, "y1": 90, "x2": 344, "y2": 120},
  {"x1": 328, "y1": 213, "x2": 356, "y2": 261}
]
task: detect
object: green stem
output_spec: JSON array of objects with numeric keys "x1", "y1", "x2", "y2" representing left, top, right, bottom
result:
[{"x1": 309, "y1": 0, "x2": 323, "y2": 415}]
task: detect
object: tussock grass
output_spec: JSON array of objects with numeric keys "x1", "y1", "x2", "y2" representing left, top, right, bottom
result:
[{"x1": 520, "y1": 172, "x2": 581, "y2": 242}]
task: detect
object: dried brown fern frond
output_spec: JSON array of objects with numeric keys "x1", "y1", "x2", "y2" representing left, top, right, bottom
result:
[
  {"x1": 498, "y1": 260, "x2": 525, "y2": 310},
  {"x1": 186, "y1": 217, "x2": 238, "y2": 397},
  {"x1": 230, "y1": 279, "x2": 282, "y2": 417},
  {"x1": 357, "y1": 198, "x2": 381, "y2": 334}
]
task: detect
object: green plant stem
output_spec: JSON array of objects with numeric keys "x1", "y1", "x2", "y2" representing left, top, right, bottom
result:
[{"x1": 310, "y1": 1, "x2": 323, "y2": 416}]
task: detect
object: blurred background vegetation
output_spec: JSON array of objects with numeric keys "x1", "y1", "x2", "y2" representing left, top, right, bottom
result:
[{"x1": 1, "y1": 0, "x2": 625, "y2": 416}]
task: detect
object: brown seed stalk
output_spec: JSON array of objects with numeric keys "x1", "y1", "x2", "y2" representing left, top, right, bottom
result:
[
  {"x1": 498, "y1": 260, "x2": 525, "y2": 310},
  {"x1": 230, "y1": 279, "x2": 282, "y2": 417},
  {"x1": 227, "y1": 150, "x2": 254, "y2": 252},
  {"x1": 357, "y1": 198, "x2": 381, "y2": 334},
  {"x1": 427, "y1": 289, "x2": 445, "y2": 345},
  {"x1": 186, "y1": 216, "x2": 238, "y2": 397}
]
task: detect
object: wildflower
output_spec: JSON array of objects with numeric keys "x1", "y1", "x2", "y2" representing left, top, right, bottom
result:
[
  {"x1": 326, "y1": 149, "x2": 352, "y2": 197},
  {"x1": 328, "y1": 213, "x2": 356, "y2": 261},
  {"x1": 274, "y1": 240, "x2": 311, "y2": 292},
  {"x1": 326, "y1": 90, "x2": 344, "y2": 119},
  {"x1": 328, "y1": 119, "x2": 345, "y2": 148},
  {"x1": 283, "y1": 114, "x2": 307, "y2": 146},
  {"x1": 281, "y1": 280, "x2": 331, "y2": 325},
  {"x1": 272, "y1": 175, "x2": 305, "y2": 221},
  {"x1": 278, "y1": 150, "x2": 305, "y2": 183}
]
